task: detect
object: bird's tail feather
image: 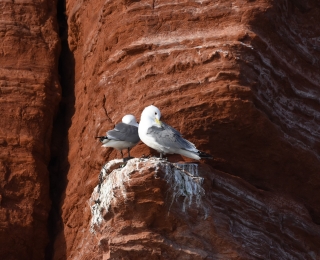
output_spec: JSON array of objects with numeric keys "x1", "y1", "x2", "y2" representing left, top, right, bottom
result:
[
  {"x1": 198, "y1": 150, "x2": 213, "y2": 159},
  {"x1": 95, "y1": 136, "x2": 109, "y2": 143},
  {"x1": 179, "y1": 149, "x2": 212, "y2": 160}
]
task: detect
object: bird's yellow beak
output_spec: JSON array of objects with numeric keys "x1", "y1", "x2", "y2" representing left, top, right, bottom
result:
[{"x1": 155, "y1": 118, "x2": 161, "y2": 126}]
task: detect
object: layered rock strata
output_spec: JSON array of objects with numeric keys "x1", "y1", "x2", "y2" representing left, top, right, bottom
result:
[
  {"x1": 1, "y1": 0, "x2": 320, "y2": 258},
  {"x1": 0, "y1": 1, "x2": 60, "y2": 259},
  {"x1": 55, "y1": 0, "x2": 320, "y2": 257},
  {"x1": 75, "y1": 159, "x2": 320, "y2": 259}
]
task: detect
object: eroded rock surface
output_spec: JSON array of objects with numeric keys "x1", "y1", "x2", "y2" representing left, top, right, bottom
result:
[
  {"x1": 0, "y1": 0, "x2": 60, "y2": 259},
  {"x1": 72, "y1": 159, "x2": 320, "y2": 259},
  {"x1": 2, "y1": 0, "x2": 319, "y2": 259},
  {"x1": 54, "y1": 0, "x2": 320, "y2": 258}
]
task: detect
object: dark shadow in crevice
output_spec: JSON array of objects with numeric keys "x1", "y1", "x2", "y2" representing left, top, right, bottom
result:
[{"x1": 45, "y1": 0, "x2": 75, "y2": 258}]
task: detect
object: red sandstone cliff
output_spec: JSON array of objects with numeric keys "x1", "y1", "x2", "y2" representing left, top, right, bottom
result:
[
  {"x1": 75, "y1": 158, "x2": 320, "y2": 259},
  {"x1": 52, "y1": 0, "x2": 320, "y2": 258},
  {"x1": 1, "y1": 0, "x2": 320, "y2": 259},
  {"x1": 53, "y1": 0, "x2": 320, "y2": 257},
  {"x1": 0, "y1": 0, "x2": 61, "y2": 259}
]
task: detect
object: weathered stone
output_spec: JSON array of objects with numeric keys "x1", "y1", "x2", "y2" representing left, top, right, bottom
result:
[
  {"x1": 2, "y1": 0, "x2": 320, "y2": 259},
  {"x1": 73, "y1": 158, "x2": 320, "y2": 259},
  {"x1": 53, "y1": 0, "x2": 320, "y2": 258},
  {"x1": 0, "y1": 1, "x2": 60, "y2": 259}
]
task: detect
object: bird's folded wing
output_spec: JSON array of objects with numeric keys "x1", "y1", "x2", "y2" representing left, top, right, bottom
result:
[
  {"x1": 146, "y1": 122, "x2": 198, "y2": 152},
  {"x1": 107, "y1": 123, "x2": 140, "y2": 143}
]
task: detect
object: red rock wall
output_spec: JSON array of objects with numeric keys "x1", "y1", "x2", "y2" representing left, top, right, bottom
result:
[
  {"x1": 0, "y1": 1, "x2": 61, "y2": 259},
  {"x1": 2, "y1": 0, "x2": 320, "y2": 259},
  {"x1": 51, "y1": 0, "x2": 320, "y2": 258},
  {"x1": 54, "y1": 2, "x2": 320, "y2": 258},
  {"x1": 74, "y1": 159, "x2": 320, "y2": 259}
]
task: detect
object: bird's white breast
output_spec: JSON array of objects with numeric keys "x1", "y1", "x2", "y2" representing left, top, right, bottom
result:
[{"x1": 138, "y1": 119, "x2": 165, "y2": 153}]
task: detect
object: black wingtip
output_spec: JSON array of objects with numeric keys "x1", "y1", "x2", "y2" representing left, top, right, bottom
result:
[
  {"x1": 199, "y1": 151, "x2": 213, "y2": 159},
  {"x1": 95, "y1": 136, "x2": 108, "y2": 142}
]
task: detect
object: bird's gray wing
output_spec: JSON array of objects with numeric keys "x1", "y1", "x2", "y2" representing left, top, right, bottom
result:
[
  {"x1": 107, "y1": 123, "x2": 140, "y2": 143},
  {"x1": 147, "y1": 122, "x2": 198, "y2": 152}
]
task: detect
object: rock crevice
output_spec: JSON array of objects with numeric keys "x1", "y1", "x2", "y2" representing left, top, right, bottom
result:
[{"x1": 2, "y1": 0, "x2": 320, "y2": 259}]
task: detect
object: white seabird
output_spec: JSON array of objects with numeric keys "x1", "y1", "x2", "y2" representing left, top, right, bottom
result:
[
  {"x1": 138, "y1": 105, "x2": 212, "y2": 160},
  {"x1": 96, "y1": 114, "x2": 140, "y2": 158}
]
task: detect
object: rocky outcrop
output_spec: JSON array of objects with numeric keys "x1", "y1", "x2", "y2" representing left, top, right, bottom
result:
[
  {"x1": 2, "y1": 0, "x2": 320, "y2": 259},
  {"x1": 53, "y1": 0, "x2": 320, "y2": 258},
  {"x1": 0, "y1": 0, "x2": 60, "y2": 259},
  {"x1": 68, "y1": 158, "x2": 320, "y2": 259}
]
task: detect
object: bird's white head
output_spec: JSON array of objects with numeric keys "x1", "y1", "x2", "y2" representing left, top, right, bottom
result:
[
  {"x1": 122, "y1": 114, "x2": 139, "y2": 127},
  {"x1": 140, "y1": 105, "x2": 162, "y2": 127}
]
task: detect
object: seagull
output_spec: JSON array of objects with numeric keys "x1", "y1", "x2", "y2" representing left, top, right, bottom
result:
[
  {"x1": 96, "y1": 114, "x2": 140, "y2": 159},
  {"x1": 138, "y1": 105, "x2": 212, "y2": 160}
]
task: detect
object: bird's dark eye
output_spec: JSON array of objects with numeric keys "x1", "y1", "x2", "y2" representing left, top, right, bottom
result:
[{"x1": 155, "y1": 112, "x2": 157, "y2": 115}]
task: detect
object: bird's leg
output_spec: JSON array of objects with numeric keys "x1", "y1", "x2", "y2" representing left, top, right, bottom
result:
[
  {"x1": 159, "y1": 152, "x2": 167, "y2": 161},
  {"x1": 123, "y1": 148, "x2": 133, "y2": 163},
  {"x1": 120, "y1": 150, "x2": 128, "y2": 166}
]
